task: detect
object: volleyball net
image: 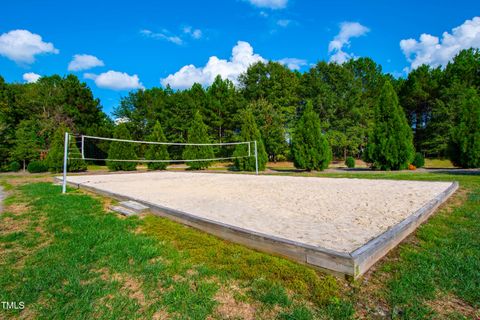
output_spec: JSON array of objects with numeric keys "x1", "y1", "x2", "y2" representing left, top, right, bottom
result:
[{"x1": 61, "y1": 132, "x2": 258, "y2": 193}]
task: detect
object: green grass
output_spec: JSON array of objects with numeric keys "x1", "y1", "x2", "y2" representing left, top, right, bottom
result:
[
  {"x1": 0, "y1": 170, "x2": 479, "y2": 319},
  {"x1": 424, "y1": 158, "x2": 456, "y2": 169}
]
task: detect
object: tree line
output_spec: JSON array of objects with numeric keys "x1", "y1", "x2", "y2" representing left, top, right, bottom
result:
[{"x1": 0, "y1": 48, "x2": 478, "y2": 172}]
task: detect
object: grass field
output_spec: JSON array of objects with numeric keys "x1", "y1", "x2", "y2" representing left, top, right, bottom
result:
[{"x1": 0, "y1": 170, "x2": 479, "y2": 319}]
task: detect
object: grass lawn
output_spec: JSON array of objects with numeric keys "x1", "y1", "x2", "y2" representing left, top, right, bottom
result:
[{"x1": 0, "y1": 170, "x2": 479, "y2": 319}]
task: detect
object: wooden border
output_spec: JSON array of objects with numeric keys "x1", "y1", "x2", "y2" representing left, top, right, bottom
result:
[{"x1": 59, "y1": 177, "x2": 458, "y2": 278}]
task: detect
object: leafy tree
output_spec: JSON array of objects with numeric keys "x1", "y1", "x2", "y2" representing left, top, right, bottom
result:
[
  {"x1": 12, "y1": 120, "x2": 42, "y2": 170},
  {"x1": 107, "y1": 124, "x2": 137, "y2": 171},
  {"x1": 366, "y1": 80, "x2": 414, "y2": 170},
  {"x1": 233, "y1": 108, "x2": 268, "y2": 171},
  {"x1": 182, "y1": 111, "x2": 214, "y2": 170},
  {"x1": 46, "y1": 126, "x2": 87, "y2": 173},
  {"x1": 145, "y1": 121, "x2": 169, "y2": 170},
  {"x1": 449, "y1": 88, "x2": 480, "y2": 168},
  {"x1": 292, "y1": 101, "x2": 331, "y2": 171}
]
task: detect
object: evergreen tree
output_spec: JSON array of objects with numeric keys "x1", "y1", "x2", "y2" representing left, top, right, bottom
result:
[
  {"x1": 292, "y1": 101, "x2": 331, "y2": 171},
  {"x1": 182, "y1": 111, "x2": 214, "y2": 169},
  {"x1": 449, "y1": 88, "x2": 480, "y2": 168},
  {"x1": 46, "y1": 126, "x2": 87, "y2": 173},
  {"x1": 233, "y1": 108, "x2": 268, "y2": 171},
  {"x1": 107, "y1": 124, "x2": 137, "y2": 171},
  {"x1": 366, "y1": 80, "x2": 414, "y2": 170},
  {"x1": 145, "y1": 121, "x2": 169, "y2": 170},
  {"x1": 12, "y1": 120, "x2": 41, "y2": 171}
]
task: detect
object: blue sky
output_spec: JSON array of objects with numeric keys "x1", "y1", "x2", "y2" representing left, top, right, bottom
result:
[{"x1": 1, "y1": 0, "x2": 479, "y2": 115}]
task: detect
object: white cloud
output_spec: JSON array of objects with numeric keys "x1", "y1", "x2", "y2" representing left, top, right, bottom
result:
[
  {"x1": 183, "y1": 26, "x2": 202, "y2": 39},
  {"x1": 328, "y1": 22, "x2": 369, "y2": 64},
  {"x1": 0, "y1": 29, "x2": 59, "y2": 64},
  {"x1": 84, "y1": 70, "x2": 144, "y2": 90},
  {"x1": 68, "y1": 54, "x2": 104, "y2": 71},
  {"x1": 246, "y1": 0, "x2": 287, "y2": 9},
  {"x1": 400, "y1": 16, "x2": 480, "y2": 70},
  {"x1": 140, "y1": 29, "x2": 183, "y2": 45},
  {"x1": 23, "y1": 72, "x2": 41, "y2": 83},
  {"x1": 161, "y1": 41, "x2": 266, "y2": 89},
  {"x1": 276, "y1": 19, "x2": 291, "y2": 27},
  {"x1": 278, "y1": 58, "x2": 307, "y2": 70}
]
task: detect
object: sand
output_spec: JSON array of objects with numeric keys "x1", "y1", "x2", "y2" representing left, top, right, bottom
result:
[{"x1": 65, "y1": 172, "x2": 454, "y2": 253}]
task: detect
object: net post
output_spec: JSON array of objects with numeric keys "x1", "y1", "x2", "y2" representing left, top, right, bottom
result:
[
  {"x1": 254, "y1": 140, "x2": 258, "y2": 175},
  {"x1": 81, "y1": 135, "x2": 85, "y2": 159},
  {"x1": 248, "y1": 141, "x2": 251, "y2": 157},
  {"x1": 62, "y1": 132, "x2": 69, "y2": 194}
]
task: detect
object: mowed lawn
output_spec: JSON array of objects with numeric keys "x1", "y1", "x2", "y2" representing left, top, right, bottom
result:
[{"x1": 0, "y1": 171, "x2": 479, "y2": 319}]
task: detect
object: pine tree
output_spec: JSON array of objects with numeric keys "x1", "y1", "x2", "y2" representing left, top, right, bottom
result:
[
  {"x1": 292, "y1": 101, "x2": 331, "y2": 171},
  {"x1": 366, "y1": 80, "x2": 414, "y2": 170},
  {"x1": 449, "y1": 88, "x2": 480, "y2": 168},
  {"x1": 182, "y1": 111, "x2": 214, "y2": 170},
  {"x1": 107, "y1": 124, "x2": 137, "y2": 171},
  {"x1": 12, "y1": 120, "x2": 41, "y2": 171},
  {"x1": 46, "y1": 126, "x2": 87, "y2": 173},
  {"x1": 145, "y1": 121, "x2": 169, "y2": 170},
  {"x1": 233, "y1": 108, "x2": 268, "y2": 171}
]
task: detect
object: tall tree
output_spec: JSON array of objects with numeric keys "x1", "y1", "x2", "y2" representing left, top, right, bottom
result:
[
  {"x1": 12, "y1": 120, "x2": 42, "y2": 171},
  {"x1": 182, "y1": 111, "x2": 215, "y2": 170},
  {"x1": 107, "y1": 124, "x2": 137, "y2": 171},
  {"x1": 46, "y1": 126, "x2": 87, "y2": 173},
  {"x1": 365, "y1": 80, "x2": 414, "y2": 170},
  {"x1": 292, "y1": 101, "x2": 331, "y2": 171},
  {"x1": 145, "y1": 121, "x2": 169, "y2": 170},
  {"x1": 233, "y1": 108, "x2": 268, "y2": 171},
  {"x1": 449, "y1": 88, "x2": 480, "y2": 168}
]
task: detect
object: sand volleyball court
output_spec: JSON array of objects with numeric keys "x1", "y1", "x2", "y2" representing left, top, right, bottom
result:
[{"x1": 63, "y1": 171, "x2": 457, "y2": 277}]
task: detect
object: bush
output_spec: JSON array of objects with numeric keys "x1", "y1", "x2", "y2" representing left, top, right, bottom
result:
[
  {"x1": 182, "y1": 111, "x2": 215, "y2": 170},
  {"x1": 345, "y1": 157, "x2": 355, "y2": 168},
  {"x1": 292, "y1": 101, "x2": 331, "y2": 171},
  {"x1": 365, "y1": 80, "x2": 414, "y2": 170},
  {"x1": 46, "y1": 127, "x2": 87, "y2": 173},
  {"x1": 107, "y1": 124, "x2": 137, "y2": 171},
  {"x1": 412, "y1": 152, "x2": 425, "y2": 168},
  {"x1": 233, "y1": 108, "x2": 268, "y2": 171},
  {"x1": 27, "y1": 161, "x2": 48, "y2": 173},
  {"x1": 145, "y1": 121, "x2": 169, "y2": 170},
  {"x1": 9, "y1": 161, "x2": 21, "y2": 172}
]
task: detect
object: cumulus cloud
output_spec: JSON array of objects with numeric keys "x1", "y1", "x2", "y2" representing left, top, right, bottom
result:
[
  {"x1": 277, "y1": 58, "x2": 307, "y2": 70},
  {"x1": 68, "y1": 54, "x2": 104, "y2": 71},
  {"x1": 400, "y1": 16, "x2": 480, "y2": 70},
  {"x1": 0, "y1": 29, "x2": 59, "y2": 64},
  {"x1": 23, "y1": 72, "x2": 41, "y2": 83},
  {"x1": 161, "y1": 41, "x2": 266, "y2": 89},
  {"x1": 140, "y1": 29, "x2": 183, "y2": 45},
  {"x1": 328, "y1": 22, "x2": 369, "y2": 63},
  {"x1": 84, "y1": 70, "x2": 144, "y2": 90},
  {"x1": 246, "y1": 0, "x2": 287, "y2": 9}
]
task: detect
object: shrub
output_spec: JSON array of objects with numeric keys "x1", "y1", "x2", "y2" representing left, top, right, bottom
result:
[
  {"x1": 365, "y1": 80, "x2": 414, "y2": 170},
  {"x1": 412, "y1": 152, "x2": 425, "y2": 168},
  {"x1": 27, "y1": 161, "x2": 48, "y2": 173},
  {"x1": 345, "y1": 157, "x2": 355, "y2": 168},
  {"x1": 9, "y1": 161, "x2": 21, "y2": 172},
  {"x1": 182, "y1": 111, "x2": 215, "y2": 170},
  {"x1": 46, "y1": 127, "x2": 87, "y2": 173},
  {"x1": 233, "y1": 108, "x2": 268, "y2": 171},
  {"x1": 145, "y1": 121, "x2": 169, "y2": 170},
  {"x1": 107, "y1": 124, "x2": 137, "y2": 171},
  {"x1": 292, "y1": 101, "x2": 331, "y2": 171}
]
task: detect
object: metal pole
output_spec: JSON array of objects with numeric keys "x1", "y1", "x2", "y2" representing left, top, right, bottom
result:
[
  {"x1": 254, "y1": 140, "x2": 258, "y2": 175},
  {"x1": 62, "y1": 132, "x2": 69, "y2": 194},
  {"x1": 248, "y1": 141, "x2": 251, "y2": 157},
  {"x1": 81, "y1": 135, "x2": 85, "y2": 159}
]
